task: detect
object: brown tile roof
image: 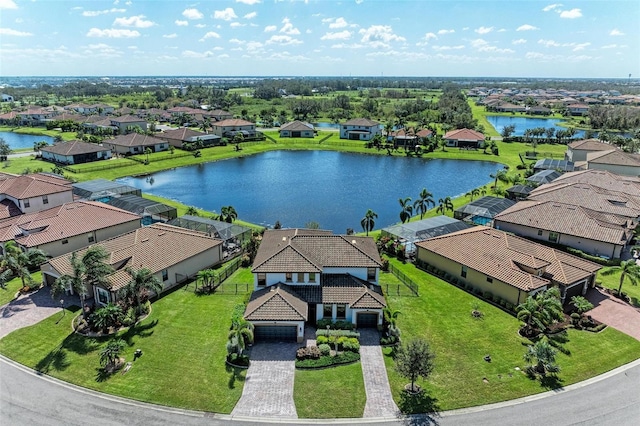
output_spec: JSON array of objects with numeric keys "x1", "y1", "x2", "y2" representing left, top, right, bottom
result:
[
  {"x1": 586, "y1": 149, "x2": 640, "y2": 167},
  {"x1": 342, "y1": 118, "x2": 380, "y2": 127},
  {"x1": 110, "y1": 115, "x2": 146, "y2": 124},
  {"x1": 45, "y1": 223, "x2": 222, "y2": 291},
  {"x1": 567, "y1": 139, "x2": 618, "y2": 151},
  {"x1": 0, "y1": 173, "x2": 73, "y2": 199},
  {"x1": 0, "y1": 201, "x2": 141, "y2": 248},
  {"x1": 415, "y1": 227, "x2": 601, "y2": 290},
  {"x1": 391, "y1": 128, "x2": 433, "y2": 138},
  {"x1": 213, "y1": 119, "x2": 255, "y2": 127},
  {"x1": 158, "y1": 127, "x2": 206, "y2": 141},
  {"x1": 280, "y1": 120, "x2": 314, "y2": 131},
  {"x1": 105, "y1": 134, "x2": 167, "y2": 148},
  {"x1": 41, "y1": 141, "x2": 110, "y2": 156},
  {"x1": 545, "y1": 169, "x2": 640, "y2": 196},
  {"x1": 245, "y1": 284, "x2": 308, "y2": 321},
  {"x1": 291, "y1": 275, "x2": 386, "y2": 308},
  {"x1": 494, "y1": 200, "x2": 632, "y2": 245},
  {"x1": 0, "y1": 199, "x2": 21, "y2": 219},
  {"x1": 444, "y1": 128, "x2": 485, "y2": 141},
  {"x1": 252, "y1": 229, "x2": 382, "y2": 273}
]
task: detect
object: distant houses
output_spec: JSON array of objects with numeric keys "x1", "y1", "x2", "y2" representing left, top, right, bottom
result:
[{"x1": 339, "y1": 118, "x2": 382, "y2": 141}]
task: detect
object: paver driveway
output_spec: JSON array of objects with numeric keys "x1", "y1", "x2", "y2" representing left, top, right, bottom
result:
[
  {"x1": 586, "y1": 288, "x2": 640, "y2": 341},
  {"x1": 359, "y1": 329, "x2": 399, "y2": 418}
]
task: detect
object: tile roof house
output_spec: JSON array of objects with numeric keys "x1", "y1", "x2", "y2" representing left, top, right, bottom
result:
[
  {"x1": 247, "y1": 228, "x2": 385, "y2": 342},
  {"x1": 104, "y1": 133, "x2": 170, "y2": 156},
  {"x1": 109, "y1": 115, "x2": 148, "y2": 134},
  {"x1": 279, "y1": 120, "x2": 315, "y2": 138},
  {"x1": 550, "y1": 169, "x2": 640, "y2": 196},
  {"x1": 415, "y1": 226, "x2": 601, "y2": 306},
  {"x1": 584, "y1": 149, "x2": 640, "y2": 177},
  {"x1": 0, "y1": 201, "x2": 142, "y2": 258},
  {"x1": 0, "y1": 173, "x2": 74, "y2": 217},
  {"x1": 565, "y1": 139, "x2": 618, "y2": 163},
  {"x1": 339, "y1": 118, "x2": 382, "y2": 141},
  {"x1": 443, "y1": 128, "x2": 485, "y2": 148},
  {"x1": 156, "y1": 127, "x2": 221, "y2": 148},
  {"x1": 494, "y1": 200, "x2": 634, "y2": 259},
  {"x1": 387, "y1": 127, "x2": 433, "y2": 146},
  {"x1": 41, "y1": 141, "x2": 112, "y2": 165},
  {"x1": 210, "y1": 119, "x2": 257, "y2": 139},
  {"x1": 41, "y1": 223, "x2": 223, "y2": 306}
]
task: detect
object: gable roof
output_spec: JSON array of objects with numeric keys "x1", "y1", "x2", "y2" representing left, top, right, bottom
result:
[
  {"x1": 342, "y1": 118, "x2": 380, "y2": 127},
  {"x1": 0, "y1": 173, "x2": 72, "y2": 199},
  {"x1": 551, "y1": 169, "x2": 640, "y2": 195},
  {"x1": 586, "y1": 149, "x2": 640, "y2": 167},
  {"x1": 213, "y1": 119, "x2": 254, "y2": 127},
  {"x1": 158, "y1": 127, "x2": 207, "y2": 141},
  {"x1": 252, "y1": 229, "x2": 382, "y2": 273},
  {"x1": 245, "y1": 284, "x2": 308, "y2": 321},
  {"x1": 568, "y1": 138, "x2": 618, "y2": 151},
  {"x1": 292, "y1": 274, "x2": 386, "y2": 308},
  {"x1": 443, "y1": 128, "x2": 485, "y2": 141},
  {"x1": 280, "y1": 120, "x2": 314, "y2": 131},
  {"x1": 105, "y1": 133, "x2": 167, "y2": 147},
  {"x1": 41, "y1": 141, "x2": 110, "y2": 156},
  {"x1": 416, "y1": 226, "x2": 601, "y2": 290}
]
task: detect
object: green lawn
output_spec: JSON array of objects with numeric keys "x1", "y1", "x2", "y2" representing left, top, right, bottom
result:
[
  {"x1": 383, "y1": 258, "x2": 640, "y2": 413},
  {"x1": 0, "y1": 269, "x2": 251, "y2": 413},
  {"x1": 597, "y1": 270, "x2": 640, "y2": 308},
  {"x1": 0, "y1": 271, "x2": 42, "y2": 307},
  {"x1": 294, "y1": 362, "x2": 366, "y2": 418}
]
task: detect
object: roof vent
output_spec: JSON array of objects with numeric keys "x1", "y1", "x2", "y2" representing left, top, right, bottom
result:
[
  {"x1": 141, "y1": 238, "x2": 149, "y2": 243},
  {"x1": 352, "y1": 239, "x2": 356, "y2": 244},
  {"x1": 282, "y1": 236, "x2": 287, "y2": 241}
]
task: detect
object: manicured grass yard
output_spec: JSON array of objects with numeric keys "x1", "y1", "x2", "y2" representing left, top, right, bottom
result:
[
  {"x1": 597, "y1": 270, "x2": 640, "y2": 308},
  {"x1": 0, "y1": 269, "x2": 250, "y2": 413},
  {"x1": 0, "y1": 272, "x2": 42, "y2": 307},
  {"x1": 383, "y1": 258, "x2": 640, "y2": 413},
  {"x1": 294, "y1": 362, "x2": 366, "y2": 418}
]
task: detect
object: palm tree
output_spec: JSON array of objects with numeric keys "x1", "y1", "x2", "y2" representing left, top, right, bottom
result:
[
  {"x1": 413, "y1": 188, "x2": 435, "y2": 220},
  {"x1": 600, "y1": 259, "x2": 640, "y2": 296},
  {"x1": 118, "y1": 267, "x2": 163, "y2": 314},
  {"x1": 144, "y1": 147, "x2": 152, "y2": 164},
  {"x1": 82, "y1": 246, "x2": 113, "y2": 292},
  {"x1": 227, "y1": 319, "x2": 254, "y2": 357},
  {"x1": 51, "y1": 252, "x2": 86, "y2": 311},
  {"x1": 398, "y1": 197, "x2": 413, "y2": 224},
  {"x1": 490, "y1": 169, "x2": 509, "y2": 191},
  {"x1": 360, "y1": 209, "x2": 378, "y2": 236},
  {"x1": 100, "y1": 338, "x2": 126, "y2": 370},
  {"x1": 523, "y1": 339, "x2": 560, "y2": 376},
  {"x1": 1, "y1": 241, "x2": 47, "y2": 288},
  {"x1": 436, "y1": 197, "x2": 454, "y2": 216},
  {"x1": 220, "y1": 205, "x2": 238, "y2": 223},
  {"x1": 186, "y1": 206, "x2": 199, "y2": 216},
  {"x1": 91, "y1": 303, "x2": 123, "y2": 334},
  {"x1": 471, "y1": 188, "x2": 480, "y2": 200},
  {"x1": 516, "y1": 287, "x2": 563, "y2": 336},
  {"x1": 196, "y1": 268, "x2": 217, "y2": 292},
  {"x1": 384, "y1": 122, "x2": 394, "y2": 144}
]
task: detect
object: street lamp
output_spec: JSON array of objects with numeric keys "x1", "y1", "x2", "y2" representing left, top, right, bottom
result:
[{"x1": 60, "y1": 299, "x2": 65, "y2": 317}]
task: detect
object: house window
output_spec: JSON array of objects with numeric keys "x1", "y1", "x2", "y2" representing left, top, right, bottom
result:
[
  {"x1": 548, "y1": 232, "x2": 559, "y2": 243},
  {"x1": 323, "y1": 304, "x2": 333, "y2": 319},
  {"x1": 61, "y1": 239, "x2": 68, "y2": 245},
  {"x1": 486, "y1": 277, "x2": 493, "y2": 283},
  {"x1": 461, "y1": 266, "x2": 468, "y2": 278},
  {"x1": 297, "y1": 272, "x2": 305, "y2": 283},
  {"x1": 309, "y1": 272, "x2": 316, "y2": 283},
  {"x1": 336, "y1": 304, "x2": 346, "y2": 319},
  {"x1": 367, "y1": 268, "x2": 376, "y2": 281},
  {"x1": 257, "y1": 273, "x2": 266, "y2": 287},
  {"x1": 96, "y1": 287, "x2": 110, "y2": 305},
  {"x1": 24, "y1": 199, "x2": 30, "y2": 208},
  {"x1": 162, "y1": 269, "x2": 168, "y2": 281},
  {"x1": 285, "y1": 272, "x2": 293, "y2": 282},
  {"x1": 537, "y1": 229, "x2": 543, "y2": 236},
  {"x1": 88, "y1": 235, "x2": 95, "y2": 243},
  {"x1": 42, "y1": 195, "x2": 48, "y2": 205}
]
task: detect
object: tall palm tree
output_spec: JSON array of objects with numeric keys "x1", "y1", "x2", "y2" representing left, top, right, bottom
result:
[
  {"x1": 523, "y1": 339, "x2": 560, "y2": 376},
  {"x1": 490, "y1": 169, "x2": 509, "y2": 190},
  {"x1": 413, "y1": 188, "x2": 435, "y2": 220},
  {"x1": 436, "y1": 197, "x2": 454, "y2": 216},
  {"x1": 360, "y1": 209, "x2": 378, "y2": 236},
  {"x1": 600, "y1": 259, "x2": 640, "y2": 296},
  {"x1": 398, "y1": 197, "x2": 413, "y2": 224},
  {"x1": 220, "y1": 205, "x2": 238, "y2": 223},
  {"x1": 118, "y1": 267, "x2": 163, "y2": 313},
  {"x1": 384, "y1": 122, "x2": 394, "y2": 144}
]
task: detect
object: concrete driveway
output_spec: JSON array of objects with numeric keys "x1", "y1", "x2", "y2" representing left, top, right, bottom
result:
[{"x1": 586, "y1": 288, "x2": 640, "y2": 341}]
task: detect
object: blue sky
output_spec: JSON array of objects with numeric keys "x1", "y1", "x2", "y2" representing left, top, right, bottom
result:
[{"x1": 0, "y1": 0, "x2": 637, "y2": 78}]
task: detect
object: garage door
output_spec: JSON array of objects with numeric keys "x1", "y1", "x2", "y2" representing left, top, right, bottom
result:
[
  {"x1": 254, "y1": 325, "x2": 297, "y2": 342},
  {"x1": 357, "y1": 313, "x2": 378, "y2": 328}
]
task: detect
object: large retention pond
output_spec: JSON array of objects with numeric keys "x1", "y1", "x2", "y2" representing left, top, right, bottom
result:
[
  {"x1": 118, "y1": 151, "x2": 501, "y2": 233},
  {"x1": 0, "y1": 131, "x2": 54, "y2": 150}
]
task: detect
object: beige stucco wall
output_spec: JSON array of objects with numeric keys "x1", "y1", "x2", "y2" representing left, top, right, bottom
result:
[{"x1": 587, "y1": 162, "x2": 640, "y2": 177}]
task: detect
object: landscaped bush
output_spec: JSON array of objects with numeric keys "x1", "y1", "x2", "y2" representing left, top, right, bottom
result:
[
  {"x1": 483, "y1": 291, "x2": 493, "y2": 300},
  {"x1": 315, "y1": 329, "x2": 360, "y2": 338},
  {"x1": 380, "y1": 335, "x2": 399, "y2": 346},
  {"x1": 465, "y1": 283, "x2": 474, "y2": 292},
  {"x1": 315, "y1": 319, "x2": 355, "y2": 330},
  {"x1": 585, "y1": 324, "x2": 607, "y2": 333},
  {"x1": 296, "y1": 346, "x2": 321, "y2": 360},
  {"x1": 226, "y1": 353, "x2": 250, "y2": 367},
  {"x1": 316, "y1": 335, "x2": 329, "y2": 345},
  {"x1": 505, "y1": 302, "x2": 514, "y2": 312},
  {"x1": 444, "y1": 273, "x2": 452, "y2": 282},
  {"x1": 295, "y1": 351, "x2": 360, "y2": 369},
  {"x1": 318, "y1": 343, "x2": 331, "y2": 356},
  {"x1": 121, "y1": 307, "x2": 136, "y2": 326},
  {"x1": 474, "y1": 288, "x2": 482, "y2": 296},
  {"x1": 339, "y1": 337, "x2": 360, "y2": 352}
]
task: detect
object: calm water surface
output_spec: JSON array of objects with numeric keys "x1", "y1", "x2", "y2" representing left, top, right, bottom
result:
[
  {"x1": 0, "y1": 131, "x2": 53, "y2": 150},
  {"x1": 118, "y1": 151, "x2": 501, "y2": 232},
  {"x1": 486, "y1": 116, "x2": 589, "y2": 138}
]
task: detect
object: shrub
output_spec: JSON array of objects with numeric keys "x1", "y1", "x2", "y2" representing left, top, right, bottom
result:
[
  {"x1": 444, "y1": 273, "x2": 452, "y2": 282},
  {"x1": 316, "y1": 335, "x2": 329, "y2": 345},
  {"x1": 227, "y1": 353, "x2": 250, "y2": 367},
  {"x1": 308, "y1": 345, "x2": 321, "y2": 359},
  {"x1": 342, "y1": 338, "x2": 360, "y2": 353},
  {"x1": 483, "y1": 291, "x2": 493, "y2": 300},
  {"x1": 316, "y1": 329, "x2": 360, "y2": 338},
  {"x1": 586, "y1": 324, "x2": 607, "y2": 333},
  {"x1": 505, "y1": 302, "x2": 514, "y2": 312},
  {"x1": 121, "y1": 307, "x2": 136, "y2": 327},
  {"x1": 296, "y1": 346, "x2": 321, "y2": 360},
  {"x1": 318, "y1": 343, "x2": 331, "y2": 356},
  {"x1": 333, "y1": 320, "x2": 355, "y2": 330},
  {"x1": 474, "y1": 288, "x2": 482, "y2": 296},
  {"x1": 295, "y1": 351, "x2": 360, "y2": 369},
  {"x1": 380, "y1": 335, "x2": 399, "y2": 346},
  {"x1": 316, "y1": 318, "x2": 332, "y2": 329},
  {"x1": 381, "y1": 258, "x2": 389, "y2": 272},
  {"x1": 240, "y1": 254, "x2": 251, "y2": 267},
  {"x1": 465, "y1": 283, "x2": 474, "y2": 292},
  {"x1": 499, "y1": 298, "x2": 507, "y2": 307}
]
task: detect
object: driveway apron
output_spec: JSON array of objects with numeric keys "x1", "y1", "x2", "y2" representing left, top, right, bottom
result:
[
  {"x1": 586, "y1": 288, "x2": 640, "y2": 341},
  {"x1": 359, "y1": 329, "x2": 399, "y2": 418}
]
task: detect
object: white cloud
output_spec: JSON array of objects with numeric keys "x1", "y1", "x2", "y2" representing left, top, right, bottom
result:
[
  {"x1": 213, "y1": 7, "x2": 237, "y2": 21},
  {"x1": 542, "y1": 4, "x2": 562, "y2": 12},
  {"x1": 0, "y1": 27, "x2": 33, "y2": 36},
  {"x1": 329, "y1": 17, "x2": 348, "y2": 29},
  {"x1": 236, "y1": 0, "x2": 261, "y2": 4},
  {"x1": 113, "y1": 15, "x2": 155, "y2": 28},
  {"x1": 264, "y1": 25, "x2": 277, "y2": 32},
  {"x1": 266, "y1": 35, "x2": 302, "y2": 45},
  {"x1": 86, "y1": 28, "x2": 140, "y2": 38},
  {"x1": 82, "y1": 8, "x2": 126, "y2": 17},
  {"x1": 195, "y1": 24, "x2": 206, "y2": 28},
  {"x1": 602, "y1": 44, "x2": 623, "y2": 49},
  {"x1": 320, "y1": 30, "x2": 351, "y2": 41},
  {"x1": 163, "y1": 33, "x2": 177, "y2": 39},
  {"x1": 516, "y1": 24, "x2": 538, "y2": 31},
  {"x1": 0, "y1": 0, "x2": 18, "y2": 10},
  {"x1": 512, "y1": 38, "x2": 527, "y2": 45},
  {"x1": 182, "y1": 8, "x2": 203, "y2": 20},
  {"x1": 182, "y1": 50, "x2": 215, "y2": 59},
  {"x1": 538, "y1": 39, "x2": 561, "y2": 47},
  {"x1": 175, "y1": 20, "x2": 188, "y2": 26},
  {"x1": 572, "y1": 42, "x2": 590, "y2": 51},
  {"x1": 609, "y1": 29, "x2": 624, "y2": 36},
  {"x1": 200, "y1": 31, "x2": 221, "y2": 41},
  {"x1": 244, "y1": 12, "x2": 257, "y2": 19},
  {"x1": 424, "y1": 32, "x2": 437, "y2": 40},
  {"x1": 432, "y1": 45, "x2": 464, "y2": 51},
  {"x1": 560, "y1": 8, "x2": 582, "y2": 19},
  {"x1": 437, "y1": 29, "x2": 454, "y2": 35},
  {"x1": 359, "y1": 25, "x2": 405, "y2": 49},
  {"x1": 279, "y1": 17, "x2": 300, "y2": 35},
  {"x1": 470, "y1": 38, "x2": 488, "y2": 49},
  {"x1": 475, "y1": 26, "x2": 494, "y2": 34},
  {"x1": 231, "y1": 22, "x2": 244, "y2": 28}
]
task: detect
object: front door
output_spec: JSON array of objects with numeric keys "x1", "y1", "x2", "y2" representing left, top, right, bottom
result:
[{"x1": 308, "y1": 304, "x2": 317, "y2": 325}]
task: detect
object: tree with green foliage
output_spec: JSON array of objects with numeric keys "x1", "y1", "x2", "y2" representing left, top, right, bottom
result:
[
  {"x1": 436, "y1": 196, "x2": 454, "y2": 216},
  {"x1": 360, "y1": 209, "x2": 378, "y2": 236},
  {"x1": 523, "y1": 339, "x2": 560, "y2": 376},
  {"x1": 220, "y1": 205, "x2": 238, "y2": 223},
  {"x1": 398, "y1": 197, "x2": 413, "y2": 224},
  {"x1": 490, "y1": 169, "x2": 509, "y2": 191},
  {"x1": 1, "y1": 241, "x2": 47, "y2": 289},
  {"x1": 570, "y1": 295, "x2": 593, "y2": 316},
  {"x1": 0, "y1": 137, "x2": 13, "y2": 158},
  {"x1": 118, "y1": 267, "x2": 162, "y2": 314},
  {"x1": 516, "y1": 287, "x2": 564, "y2": 337},
  {"x1": 227, "y1": 318, "x2": 254, "y2": 357},
  {"x1": 600, "y1": 259, "x2": 640, "y2": 297},
  {"x1": 100, "y1": 338, "x2": 126, "y2": 370},
  {"x1": 186, "y1": 206, "x2": 199, "y2": 216},
  {"x1": 91, "y1": 303, "x2": 123, "y2": 334},
  {"x1": 395, "y1": 338, "x2": 435, "y2": 393},
  {"x1": 413, "y1": 188, "x2": 435, "y2": 220}
]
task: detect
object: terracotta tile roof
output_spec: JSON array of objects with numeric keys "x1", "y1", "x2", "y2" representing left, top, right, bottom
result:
[
  {"x1": 551, "y1": 170, "x2": 640, "y2": 195},
  {"x1": 444, "y1": 128, "x2": 485, "y2": 141},
  {"x1": 280, "y1": 120, "x2": 314, "y2": 131},
  {"x1": 41, "y1": 141, "x2": 110, "y2": 156},
  {"x1": 45, "y1": 223, "x2": 222, "y2": 291},
  {"x1": 391, "y1": 128, "x2": 433, "y2": 138},
  {"x1": 0, "y1": 199, "x2": 21, "y2": 219},
  {"x1": 213, "y1": 119, "x2": 255, "y2": 127},
  {"x1": 416, "y1": 227, "x2": 601, "y2": 291},
  {"x1": 252, "y1": 229, "x2": 382, "y2": 273},
  {"x1": 0, "y1": 173, "x2": 73, "y2": 199},
  {"x1": 110, "y1": 114, "x2": 146, "y2": 124},
  {"x1": 342, "y1": 118, "x2": 380, "y2": 127},
  {"x1": 494, "y1": 200, "x2": 632, "y2": 245},
  {"x1": 0, "y1": 201, "x2": 141, "y2": 248},
  {"x1": 291, "y1": 275, "x2": 386, "y2": 308},
  {"x1": 245, "y1": 284, "x2": 308, "y2": 321},
  {"x1": 158, "y1": 127, "x2": 206, "y2": 141},
  {"x1": 568, "y1": 139, "x2": 618, "y2": 151},
  {"x1": 586, "y1": 149, "x2": 640, "y2": 167},
  {"x1": 105, "y1": 134, "x2": 167, "y2": 148}
]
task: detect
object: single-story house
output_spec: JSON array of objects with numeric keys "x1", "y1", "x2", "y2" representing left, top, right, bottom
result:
[
  {"x1": 210, "y1": 119, "x2": 257, "y2": 139},
  {"x1": 339, "y1": 118, "x2": 382, "y2": 141},
  {"x1": 387, "y1": 128, "x2": 433, "y2": 146},
  {"x1": 279, "y1": 121, "x2": 315, "y2": 138},
  {"x1": 0, "y1": 201, "x2": 141, "y2": 258},
  {"x1": 156, "y1": 128, "x2": 222, "y2": 148},
  {"x1": 247, "y1": 228, "x2": 385, "y2": 342},
  {"x1": 104, "y1": 133, "x2": 169, "y2": 156},
  {"x1": 494, "y1": 200, "x2": 634, "y2": 259},
  {"x1": 443, "y1": 128, "x2": 485, "y2": 148},
  {"x1": 110, "y1": 115, "x2": 148, "y2": 134},
  {"x1": 42, "y1": 223, "x2": 224, "y2": 306},
  {"x1": 549, "y1": 169, "x2": 640, "y2": 196},
  {"x1": 41, "y1": 141, "x2": 112, "y2": 165},
  {"x1": 381, "y1": 216, "x2": 472, "y2": 255},
  {"x1": 453, "y1": 196, "x2": 516, "y2": 225},
  {"x1": 415, "y1": 226, "x2": 602, "y2": 306},
  {"x1": 0, "y1": 173, "x2": 74, "y2": 216}
]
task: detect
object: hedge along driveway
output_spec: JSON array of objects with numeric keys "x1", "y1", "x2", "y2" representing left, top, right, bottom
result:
[{"x1": 0, "y1": 271, "x2": 251, "y2": 414}]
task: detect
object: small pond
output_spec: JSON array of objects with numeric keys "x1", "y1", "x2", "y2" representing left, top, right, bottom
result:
[
  {"x1": 312, "y1": 122, "x2": 340, "y2": 129},
  {"x1": 0, "y1": 131, "x2": 54, "y2": 150},
  {"x1": 118, "y1": 151, "x2": 501, "y2": 233}
]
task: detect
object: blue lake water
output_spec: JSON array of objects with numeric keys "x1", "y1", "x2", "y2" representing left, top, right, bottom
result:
[
  {"x1": 312, "y1": 122, "x2": 340, "y2": 129},
  {"x1": 486, "y1": 116, "x2": 588, "y2": 138},
  {"x1": 117, "y1": 151, "x2": 501, "y2": 233},
  {"x1": 0, "y1": 131, "x2": 53, "y2": 150}
]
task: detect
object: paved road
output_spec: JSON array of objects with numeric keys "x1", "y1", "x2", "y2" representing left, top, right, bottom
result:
[{"x1": 2, "y1": 354, "x2": 639, "y2": 426}]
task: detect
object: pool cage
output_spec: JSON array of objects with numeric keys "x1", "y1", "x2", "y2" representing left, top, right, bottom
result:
[
  {"x1": 381, "y1": 216, "x2": 472, "y2": 255},
  {"x1": 105, "y1": 194, "x2": 177, "y2": 225},
  {"x1": 167, "y1": 215, "x2": 252, "y2": 258},
  {"x1": 72, "y1": 179, "x2": 141, "y2": 202},
  {"x1": 454, "y1": 196, "x2": 516, "y2": 226}
]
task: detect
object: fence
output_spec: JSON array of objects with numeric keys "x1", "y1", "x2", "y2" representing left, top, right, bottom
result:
[
  {"x1": 63, "y1": 160, "x2": 138, "y2": 173},
  {"x1": 130, "y1": 151, "x2": 191, "y2": 163},
  {"x1": 387, "y1": 263, "x2": 419, "y2": 296}
]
